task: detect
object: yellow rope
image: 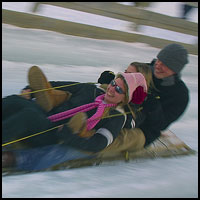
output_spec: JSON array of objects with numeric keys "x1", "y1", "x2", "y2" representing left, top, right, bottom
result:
[
  {"x1": 19, "y1": 82, "x2": 95, "y2": 96},
  {"x1": 2, "y1": 111, "x2": 132, "y2": 147},
  {"x1": 2, "y1": 125, "x2": 63, "y2": 147}
]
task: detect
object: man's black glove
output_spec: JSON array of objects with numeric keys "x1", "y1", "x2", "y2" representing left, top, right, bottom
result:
[
  {"x1": 142, "y1": 91, "x2": 161, "y2": 113},
  {"x1": 98, "y1": 71, "x2": 115, "y2": 84}
]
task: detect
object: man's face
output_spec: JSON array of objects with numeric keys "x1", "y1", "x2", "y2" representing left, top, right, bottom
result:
[{"x1": 154, "y1": 59, "x2": 175, "y2": 79}]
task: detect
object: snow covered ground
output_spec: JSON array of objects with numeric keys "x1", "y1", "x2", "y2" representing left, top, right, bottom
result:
[{"x1": 2, "y1": 2, "x2": 198, "y2": 198}]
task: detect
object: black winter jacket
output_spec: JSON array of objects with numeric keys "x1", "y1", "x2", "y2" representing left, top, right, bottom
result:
[{"x1": 139, "y1": 62, "x2": 189, "y2": 146}]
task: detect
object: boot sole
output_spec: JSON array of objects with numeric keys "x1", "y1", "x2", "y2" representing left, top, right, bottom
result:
[{"x1": 28, "y1": 66, "x2": 54, "y2": 112}]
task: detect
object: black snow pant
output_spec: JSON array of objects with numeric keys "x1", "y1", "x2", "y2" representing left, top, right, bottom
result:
[{"x1": 2, "y1": 95, "x2": 58, "y2": 149}]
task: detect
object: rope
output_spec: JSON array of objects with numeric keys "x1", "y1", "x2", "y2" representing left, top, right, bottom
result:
[
  {"x1": 2, "y1": 111, "x2": 132, "y2": 147},
  {"x1": 19, "y1": 82, "x2": 94, "y2": 96},
  {"x1": 2, "y1": 125, "x2": 62, "y2": 147}
]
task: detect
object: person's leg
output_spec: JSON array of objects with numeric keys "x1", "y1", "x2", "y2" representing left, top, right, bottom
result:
[
  {"x1": 99, "y1": 128, "x2": 146, "y2": 158},
  {"x1": 2, "y1": 106, "x2": 53, "y2": 147},
  {"x1": 2, "y1": 95, "x2": 33, "y2": 120},
  {"x1": 28, "y1": 66, "x2": 71, "y2": 112}
]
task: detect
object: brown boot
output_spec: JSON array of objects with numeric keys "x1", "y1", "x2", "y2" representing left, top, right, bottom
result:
[
  {"x1": 51, "y1": 90, "x2": 71, "y2": 107},
  {"x1": 28, "y1": 66, "x2": 71, "y2": 112}
]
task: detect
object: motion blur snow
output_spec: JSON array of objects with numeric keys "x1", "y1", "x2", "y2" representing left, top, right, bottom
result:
[{"x1": 2, "y1": 2, "x2": 198, "y2": 198}]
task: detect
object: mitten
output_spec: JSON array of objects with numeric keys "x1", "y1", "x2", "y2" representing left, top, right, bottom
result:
[
  {"x1": 67, "y1": 112, "x2": 95, "y2": 138},
  {"x1": 98, "y1": 71, "x2": 115, "y2": 84},
  {"x1": 67, "y1": 112, "x2": 87, "y2": 134}
]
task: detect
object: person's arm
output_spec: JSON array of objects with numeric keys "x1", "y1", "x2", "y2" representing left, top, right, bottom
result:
[
  {"x1": 58, "y1": 109, "x2": 126, "y2": 152},
  {"x1": 138, "y1": 94, "x2": 164, "y2": 146},
  {"x1": 139, "y1": 84, "x2": 189, "y2": 146},
  {"x1": 160, "y1": 88, "x2": 189, "y2": 130}
]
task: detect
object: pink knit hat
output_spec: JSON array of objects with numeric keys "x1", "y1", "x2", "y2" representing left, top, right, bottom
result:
[{"x1": 117, "y1": 72, "x2": 148, "y2": 104}]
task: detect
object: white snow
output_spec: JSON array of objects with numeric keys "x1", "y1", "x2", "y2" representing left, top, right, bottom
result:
[{"x1": 2, "y1": 2, "x2": 198, "y2": 198}]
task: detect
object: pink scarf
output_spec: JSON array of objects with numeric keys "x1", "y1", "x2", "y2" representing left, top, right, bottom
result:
[{"x1": 47, "y1": 94, "x2": 116, "y2": 130}]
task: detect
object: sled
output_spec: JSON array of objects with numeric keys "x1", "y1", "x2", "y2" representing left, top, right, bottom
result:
[{"x1": 2, "y1": 130, "x2": 196, "y2": 176}]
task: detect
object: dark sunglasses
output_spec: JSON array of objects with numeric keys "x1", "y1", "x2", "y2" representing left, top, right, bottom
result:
[{"x1": 110, "y1": 80, "x2": 125, "y2": 94}]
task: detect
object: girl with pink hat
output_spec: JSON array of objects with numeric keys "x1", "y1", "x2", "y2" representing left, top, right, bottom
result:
[{"x1": 2, "y1": 66, "x2": 147, "y2": 170}]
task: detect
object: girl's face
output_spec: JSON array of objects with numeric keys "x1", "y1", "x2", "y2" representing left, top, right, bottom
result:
[
  {"x1": 125, "y1": 65, "x2": 137, "y2": 73},
  {"x1": 104, "y1": 78, "x2": 126, "y2": 104}
]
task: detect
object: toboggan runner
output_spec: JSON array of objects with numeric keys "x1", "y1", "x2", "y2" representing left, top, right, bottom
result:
[{"x1": 48, "y1": 129, "x2": 196, "y2": 170}]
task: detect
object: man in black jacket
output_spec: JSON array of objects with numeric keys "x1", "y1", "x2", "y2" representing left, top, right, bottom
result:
[{"x1": 140, "y1": 43, "x2": 189, "y2": 146}]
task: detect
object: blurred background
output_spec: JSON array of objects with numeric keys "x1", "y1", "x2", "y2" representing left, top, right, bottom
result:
[
  {"x1": 2, "y1": 2, "x2": 198, "y2": 54},
  {"x1": 2, "y1": 2, "x2": 198, "y2": 198}
]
